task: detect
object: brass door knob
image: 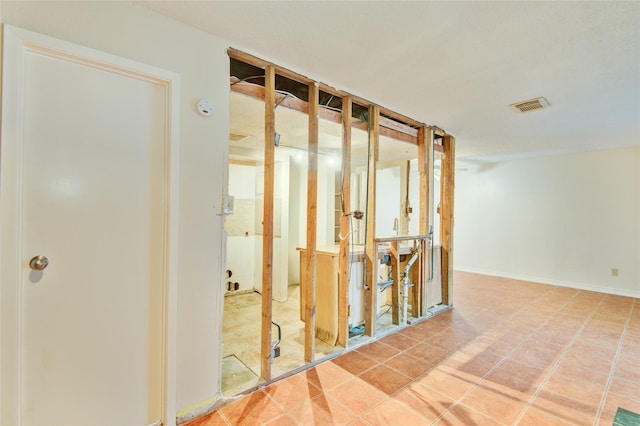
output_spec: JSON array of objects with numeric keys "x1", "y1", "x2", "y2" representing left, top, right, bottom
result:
[{"x1": 29, "y1": 255, "x2": 49, "y2": 271}]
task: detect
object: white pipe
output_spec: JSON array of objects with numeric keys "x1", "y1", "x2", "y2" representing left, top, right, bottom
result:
[{"x1": 401, "y1": 249, "x2": 421, "y2": 324}]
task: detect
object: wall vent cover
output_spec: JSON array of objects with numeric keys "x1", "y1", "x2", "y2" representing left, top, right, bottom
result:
[{"x1": 510, "y1": 97, "x2": 550, "y2": 113}]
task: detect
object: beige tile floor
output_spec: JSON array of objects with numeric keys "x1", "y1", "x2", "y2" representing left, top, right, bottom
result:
[
  {"x1": 197, "y1": 272, "x2": 639, "y2": 425},
  {"x1": 222, "y1": 285, "x2": 342, "y2": 394}
]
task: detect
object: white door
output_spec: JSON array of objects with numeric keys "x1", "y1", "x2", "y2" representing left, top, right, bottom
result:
[{"x1": 1, "y1": 27, "x2": 179, "y2": 426}]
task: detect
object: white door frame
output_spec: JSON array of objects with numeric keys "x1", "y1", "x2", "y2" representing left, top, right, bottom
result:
[{"x1": 0, "y1": 25, "x2": 181, "y2": 426}]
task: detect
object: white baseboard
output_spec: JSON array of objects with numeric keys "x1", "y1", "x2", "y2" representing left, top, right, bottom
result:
[{"x1": 455, "y1": 266, "x2": 640, "y2": 299}]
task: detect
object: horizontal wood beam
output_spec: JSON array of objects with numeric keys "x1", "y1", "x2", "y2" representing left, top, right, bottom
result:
[
  {"x1": 379, "y1": 107, "x2": 423, "y2": 129},
  {"x1": 232, "y1": 80, "x2": 420, "y2": 144},
  {"x1": 229, "y1": 158, "x2": 257, "y2": 167}
]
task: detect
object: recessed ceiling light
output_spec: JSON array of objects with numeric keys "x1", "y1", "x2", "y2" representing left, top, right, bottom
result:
[{"x1": 510, "y1": 97, "x2": 550, "y2": 113}]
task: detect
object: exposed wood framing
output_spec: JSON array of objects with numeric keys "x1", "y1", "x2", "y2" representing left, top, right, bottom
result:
[
  {"x1": 389, "y1": 242, "x2": 400, "y2": 324},
  {"x1": 260, "y1": 65, "x2": 276, "y2": 381},
  {"x1": 403, "y1": 246, "x2": 421, "y2": 318},
  {"x1": 229, "y1": 158, "x2": 257, "y2": 167},
  {"x1": 364, "y1": 105, "x2": 379, "y2": 337},
  {"x1": 228, "y1": 49, "x2": 450, "y2": 148},
  {"x1": 418, "y1": 126, "x2": 433, "y2": 316},
  {"x1": 229, "y1": 48, "x2": 316, "y2": 87},
  {"x1": 338, "y1": 96, "x2": 352, "y2": 347},
  {"x1": 304, "y1": 82, "x2": 320, "y2": 362},
  {"x1": 229, "y1": 49, "x2": 428, "y2": 130},
  {"x1": 352, "y1": 118, "x2": 418, "y2": 145},
  {"x1": 231, "y1": 80, "x2": 419, "y2": 144},
  {"x1": 229, "y1": 48, "x2": 455, "y2": 352},
  {"x1": 440, "y1": 136, "x2": 456, "y2": 306}
]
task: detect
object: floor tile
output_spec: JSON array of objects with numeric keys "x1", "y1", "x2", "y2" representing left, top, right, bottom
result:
[
  {"x1": 304, "y1": 361, "x2": 354, "y2": 392},
  {"x1": 559, "y1": 347, "x2": 614, "y2": 376},
  {"x1": 288, "y1": 394, "x2": 357, "y2": 426},
  {"x1": 598, "y1": 393, "x2": 640, "y2": 426},
  {"x1": 608, "y1": 375, "x2": 640, "y2": 402},
  {"x1": 187, "y1": 273, "x2": 640, "y2": 426},
  {"x1": 435, "y1": 404, "x2": 503, "y2": 426},
  {"x1": 570, "y1": 339, "x2": 618, "y2": 361},
  {"x1": 416, "y1": 365, "x2": 476, "y2": 401},
  {"x1": 392, "y1": 383, "x2": 454, "y2": 422},
  {"x1": 441, "y1": 349, "x2": 503, "y2": 379},
  {"x1": 484, "y1": 358, "x2": 546, "y2": 394},
  {"x1": 613, "y1": 358, "x2": 640, "y2": 382},
  {"x1": 551, "y1": 361, "x2": 609, "y2": 388},
  {"x1": 508, "y1": 344, "x2": 560, "y2": 371},
  {"x1": 405, "y1": 342, "x2": 450, "y2": 365},
  {"x1": 354, "y1": 340, "x2": 401, "y2": 363},
  {"x1": 219, "y1": 390, "x2": 285, "y2": 425},
  {"x1": 424, "y1": 329, "x2": 476, "y2": 352},
  {"x1": 263, "y1": 414, "x2": 298, "y2": 426},
  {"x1": 517, "y1": 406, "x2": 572, "y2": 425},
  {"x1": 362, "y1": 397, "x2": 430, "y2": 426},
  {"x1": 331, "y1": 350, "x2": 378, "y2": 376},
  {"x1": 359, "y1": 364, "x2": 412, "y2": 395},
  {"x1": 326, "y1": 377, "x2": 388, "y2": 415},
  {"x1": 264, "y1": 373, "x2": 322, "y2": 411},
  {"x1": 531, "y1": 389, "x2": 598, "y2": 425},
  {"x1": 542, "y1": 370, "x2": 606, "y2": 407},
  {"x1": 384, "y1": 352, "x2": 436, "y2": 379},
  {"x1": 459, "y1": 381, "x2": 528, "y2": 425},
  {"x1": 378, "y1": 332, "x2": 420, "y2": 352},
  {"x1": 186, "y1": 410, "x2": 228, "y2": 426}
]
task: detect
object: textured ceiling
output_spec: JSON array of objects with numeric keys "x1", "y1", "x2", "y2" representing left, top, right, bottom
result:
[{"x1": 139, "y1": 1, "x2": 640, "y2": 161}]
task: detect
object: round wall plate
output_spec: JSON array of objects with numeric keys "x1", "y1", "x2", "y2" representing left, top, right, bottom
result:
[{"x1": 197, "y1": 99, "x2": 214, "y2": 116}]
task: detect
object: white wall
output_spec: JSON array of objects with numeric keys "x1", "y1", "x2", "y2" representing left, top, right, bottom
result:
[
  {"x1": 1, "y1": 0, "x2": 230, "y2": 414},
  {"x1": 226, "y1": 164, "x2": 257, "y2": 292},
  {"x1": 455, "y1": 146, "x2": 640, "y2": 297},
  {"x1": 288, "y1": 157, "x2": 306, "y2": 284}
]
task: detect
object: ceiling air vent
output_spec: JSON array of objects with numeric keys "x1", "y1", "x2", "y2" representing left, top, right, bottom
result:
[{"x1": 510, "y1": 97, "x2": 550, "y2": 113}]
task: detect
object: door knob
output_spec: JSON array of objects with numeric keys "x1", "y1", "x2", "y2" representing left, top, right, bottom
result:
[{"x1": 29, "y1": 255, "x2": 49, "y2": 271}]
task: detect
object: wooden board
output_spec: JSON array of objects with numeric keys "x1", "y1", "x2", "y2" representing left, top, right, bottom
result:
[
  {"x1": 304, "y1": 82, "x2": 319, "y2": 362},
  {"x1": 260, "y1": 65, "x2": 276, "y2": 381},
  {"x1": 364, "y1": 105, "x2": 379, "y2": 336},
  {"x1": 298, "y1": 248, "x2": 338, "y2": 346},
  {"x1": 338, "y1": 96, "x2": 351, "y2": 347},
  {"x1": 440, "y1": 136, "x2": 456, "y2": 306}
]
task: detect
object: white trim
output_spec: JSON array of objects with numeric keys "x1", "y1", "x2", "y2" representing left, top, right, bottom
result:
[
  {"x1": 0, "y1": 25, "x2": 180, "y2": 426},
  {"x1": 455, "y1": 266, "x2": 640, "y2": 299}
]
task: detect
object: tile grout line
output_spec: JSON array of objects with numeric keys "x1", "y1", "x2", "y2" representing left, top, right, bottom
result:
[
  {"x1": 592, "y1": 297, "x2": 636, "y2": 426},
  {"x1": 512, "y1": 292, "x2": 608, "y2": 425},
  {"x1": 428, "y1": 286, "x2": 583, "y2": 425}
]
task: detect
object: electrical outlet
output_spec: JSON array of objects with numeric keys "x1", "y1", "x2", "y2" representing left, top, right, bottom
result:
[
  {"x1": 222, "y1": 195, "x2": 234, "y2": 215},
  {"x1": 611, "y1": 268, "x2": 619, "y2": 277}
]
